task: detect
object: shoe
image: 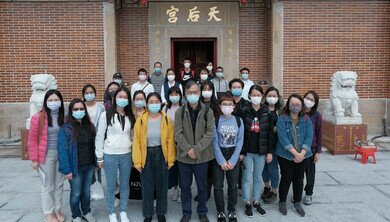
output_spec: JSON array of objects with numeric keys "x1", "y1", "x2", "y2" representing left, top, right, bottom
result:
[
  {"x1": 144, "y1": 217, "x2": 152, "y2": 222},
  {"x1": 261, "y1": 186, "x2": 271, "y2": 200},
  {"x1": 303, "y1": 195, "x2": 312, "y2": 205},
  {"x1": 114, "y1": 198, "x2": 120, "y2": 208},
  {"x1": 177, "y1": 194, "x2": 181, "y2": 203},
  {"x1": 228, "y1": 212, "x2": 237, "y2": 222},
  {"x1": 293, "y1": 202, "x2": 305, "y2": 217},
  {"x1": 264, "y1": 192, "x2": 277, "y2": 204},
  {"x1": 199, "y1": 215, "x2": 209, "y2": 222},
  {"x1": 157, "y1": 215, "x2": 166, "y2": 222},
  {"x1": 83, "y1": 213, "x2": 96, "y2": 222},
  {"x1": 244, "y1": 203, "x2": 253, "y2": 217},
  {"x1": 44, "y1": 214, "x2": 59, "y2": 222},
  {"x1": 172, "y1": 188, "x2": 179, "y2": 201},
  {"x1": 180, "y1": 215, "x2": 191, "y2": 222},
  {"x1": 120, "y1": 212, "x2": 130, "y2": 222},
  {"x1": 217, "y1": 212, "x2": 226, "y2": 222},
  {"x1": 109, "y1": 213, "x2": 118, "y2": 222},
  {"x1": 278, "y1": 202, "x2": 287, "y2": 215},
  {"x1": 72, "y1": 217, "x2": 82, "y2": 222},
  {"x1": 54, "y1": 211, "x2": 65, "y2": 222},
  {"x1": 253, "y1": 202, "x2": 266, "y2": 216}
]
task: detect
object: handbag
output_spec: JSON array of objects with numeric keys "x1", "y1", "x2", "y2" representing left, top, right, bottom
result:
[{"x1": 90, "y1": 170, "x2": 105, "y2": 201}]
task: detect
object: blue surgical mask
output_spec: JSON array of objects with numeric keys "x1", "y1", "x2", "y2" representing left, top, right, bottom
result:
[
  {"x1": 116, "y1": 98, "x2": 129, "y2": 108},
  {"x1": 169, "y1": 96, "x2": 180, "y2": 104},
  {"x1": 231, "y1": 88, "x2": 243, "y2": 97},
  {"x1": 134, "y1": 100, "x2": 146, "y2": 108},
  {"x1": 84, "y1": 93, "x2": 95, "y2": 102},
  {"x1": 241, "y1": 73, "x2": 249, "y2": 80},
  {"x1": 47, "y1": 101, "x2": 61, "y2": 112},
  {"x1": 148, "y1": 104, "x2": 161, "y2": 113},
  {"x1": 216, "y1": 72, "x2": 224, "y2": 78},
  {"x1": 187, "y1": 94, "x2": 199, "y2": 104},
  {"x1": 72, "y1": 110, "x2": 85, "y2": 120}
]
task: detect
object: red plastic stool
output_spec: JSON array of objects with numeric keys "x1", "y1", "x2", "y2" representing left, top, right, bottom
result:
[{"x1": 354, "y1": 145, "x2": 377, "y2": 164}]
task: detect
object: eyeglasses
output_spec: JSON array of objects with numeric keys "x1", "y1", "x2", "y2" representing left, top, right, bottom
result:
[{"x1": 73, "y1": 108, "x2": 85, "y2": 111}]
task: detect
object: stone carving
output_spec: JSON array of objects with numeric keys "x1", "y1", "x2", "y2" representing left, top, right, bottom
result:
[
  {"x1": 26, "y1": 74, "x2": 58, "y2": 129},
  {"x1": 324, "y1": 71, "x2": 362, "y2": 124}
]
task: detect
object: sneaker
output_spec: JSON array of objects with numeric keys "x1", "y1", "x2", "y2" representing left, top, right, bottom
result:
[
  {"x1": 253, "y1": 202, "x2": 266, "y2": 216},
  {"x1": 54, "y1": 211, "x2": 65, "y2": 222},
  {"x1": 109, "y1": 213, "x2": 118, "y2": 222},
  {"x1": 261, "y1": 186, "x2": 271, "y2": 200},
  {"x1": 172, "y1": 188, "x2": 179, "y2": 201},
  {"x1": 44, "y1": 214, "x2": 59, "y2": 222},
  {"x1": 303, "y1": 195, "x2": 312, "y2": 205},
  {"x1": 217, "y1": 212, "x2": 226, "y2": 222},
  {"x1": 120, "y1": 212, "x2": 130, "y2": 222},
  {"x1": 83, "y1": 213, "x2": 96, "y2": 222},
  {"x1": 264, "y1": 192, "x2": 277, "y2": 204},
  {"x1": 114, "y1": 198, "x2": 120, "y2": 208},
  {"x1": 244, "y1": 203, "x2": 253, "y2": 217},
  {"x1": 199, "y1": 215, "x2": 209, "y2": 222},
  {"x1": 72, "y1": 217, "x2": 82, "y2": 222},
  {"x1": 157, "y1": 215, "x2": 166, "y2": 222},
  {"x1": 228, "y1": 212, "x2": 237, "y2": 222},
  {"x1": 293, "y1": 202, "x2": 305, "y2": 217},
  {"x1": 177, "y1": 194, "x2": 181, "y2": 203},
  {"x1": 180, "y1": 215, "x2": 191, "y2": 222},
  {"x1": 144, "y1": 217, "x2": 152, "y2": 222},
  {"x1": 278, "y1": 202, "x2": 287, "y2": 215}
]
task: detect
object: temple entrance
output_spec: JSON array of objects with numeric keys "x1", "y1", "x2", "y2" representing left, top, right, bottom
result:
[{"x1": 171, "y1": 38, "x2": 217, "y2": 81}]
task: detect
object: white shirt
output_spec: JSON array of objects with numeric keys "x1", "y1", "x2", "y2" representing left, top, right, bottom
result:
[
  {"x1": 131, "y1": 81, "x2": 154, "y2": 99},
  {"x1": 160, "y1": 81, "x2": 183, "y2": 104},
  {"x1": 242, "y1": 79, "x2": 254, "y2": 101}
]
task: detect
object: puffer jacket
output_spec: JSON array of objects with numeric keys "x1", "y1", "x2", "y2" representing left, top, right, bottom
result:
[{"x1": 28, "y1": 110, "x2": 49, "y2": 164}]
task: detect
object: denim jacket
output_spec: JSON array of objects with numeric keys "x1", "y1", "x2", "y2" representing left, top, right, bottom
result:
[{"x1": 275, "y1": 114, "x2": 313, "y2": 161}]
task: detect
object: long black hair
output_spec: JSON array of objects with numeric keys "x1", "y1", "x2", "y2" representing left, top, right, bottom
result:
[
  {"x1": 166, "y1": 86, "x2": 183, "y2": 109},
  {"x1": 283, "y1": 93, "x2": 305, "y2": 117},
  {"x1": 43, "y1": 89, "x2": 65, "y2": 127},
  {"x1": 68, "y1": 98, "x2": 96, "y2": 137},
  {"x1": 248, "y1": 84, "x2": 264, "y2": 100},
  {"x1": 106, "y1": 87, "x2": 136, "y2": 129},
  {"x1": 264, "y1": 86, "x2": 282, "y2": 111},
  {"x1": 304, "y1": 90, "x2": 320, "y2": 115},
  {"x1": 82, "y1": 84, "x2": 97, "y2": 102},
  {"x1": 200, "y1": 80, "x2": 218, "y2": 115}
]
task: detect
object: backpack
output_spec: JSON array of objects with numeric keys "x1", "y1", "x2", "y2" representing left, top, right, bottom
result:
[
  {"x1": 181, "y1": 104, "x2": 210, "y2": 131},
  {"x1": 215, "y1": 115, "x2": 241, "y2": 129}
]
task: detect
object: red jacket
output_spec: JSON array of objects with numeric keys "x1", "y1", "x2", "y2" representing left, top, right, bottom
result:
[{"x1": 28, "y1": 111, "x2": 49, "y2": 163}]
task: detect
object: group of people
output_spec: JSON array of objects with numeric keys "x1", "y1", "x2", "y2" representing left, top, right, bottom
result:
[{"x1": 28, "y1": 58, "x2": 322, "y2": 222}]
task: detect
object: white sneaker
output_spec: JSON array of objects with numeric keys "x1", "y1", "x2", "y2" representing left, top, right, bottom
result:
[
  {"x1": 83, "y1": 213, "x2": 96, "y2": 222},
  {"x1": 109, "y1": 213, "x2": 118, "y2": 222},
  {"x1": 114, "y1": 198, "x2": 120, "y2": 208},
  {"x1": 177, "y1": 189, "x2": 181, "y2": 203},
  {"x1": 72, "y1": 217, "x2": 82, "y2": 222},
  {"x1": 120, "y1": 212, "x2": 129, "y2": 222},
  {"x1": 172, "y1": 188, "x2": 179, "y2": 201}
]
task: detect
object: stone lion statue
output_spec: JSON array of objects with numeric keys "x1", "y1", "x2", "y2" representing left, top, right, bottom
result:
[
  {"x1": 324, "y1": 71, "x2": 361, "y2": 118},
  {"x1": 26, "y1": 74, "x2": 58, "y2": 129}
]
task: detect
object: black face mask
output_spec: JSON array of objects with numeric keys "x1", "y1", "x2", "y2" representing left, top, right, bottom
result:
[{"x1": 109, "y1": 91, "x2": 116, "y2": 98}]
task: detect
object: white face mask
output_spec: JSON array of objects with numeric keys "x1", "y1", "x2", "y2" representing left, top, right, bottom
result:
[
  {"x1": 167, "y1": 75, "x2": 175, "y2": 81},
  {"x1": 139, "y1": 74, "x2": 147, "y2": 81},
  {"x1": 114, "y1": 79, "x2": 122, "y2": 84},
  {"x1": 200, "y1": 74, "x2": 208, "y2": 81},
  {"x1": 206, "y1": 66, "x2": 213, "y2": 71},
  {"x1": 221, "y1": 106, "x2": 234, "y2": 116},
  {"x1": 266, "y1": 97, "x2": 278, "y2": 105},
  {"x1": 184, "y1": 63, "x2": 191, "y2": 68},
  {"x1": 251, "y1": 96, "x2": 262, "y2": 105},
  {"x1": 202, "y1": 91, "x2": 213, "y2": 99},
  {"x1": 304, "y1": 98, "x2": 315, "y2": 109}
]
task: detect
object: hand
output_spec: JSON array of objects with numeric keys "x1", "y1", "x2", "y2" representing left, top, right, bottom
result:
[
  {"x1": 266, "y1": 154, "x2": 273, "y2": 163},
  {"x1": 227, "y1": 162, "x2": 235, "y2": 170},
  {"x1": 64, "y1": 173, "x2": 73, "y2": 180},
  {"x1": 314, "y1": 153, "x2": 320, "y2": 163},
  {"x1": 188, "y1": 148, "x2": 196, "y2": 159},
  {"x1": 136, "y1": 167, "x2": 143, "y2": 173},
  {"x1": 98, "y1": 162, "x2": 104, "y2": 169},
  {"x1": 293, "y1": 157, "x2": 300, "y2": 163},
  {"x1": 220, "y1": 162, "x2": 229, "y2": 171},
  {"x1": 32, "y1": 161, "x2": 39, "y2": 171},
  {"x1": 294, "y1": 153, "x2": 304, "y2": 163},
  {"x1": 239, "y1": 155, "x2": 244, "y2": 161}
]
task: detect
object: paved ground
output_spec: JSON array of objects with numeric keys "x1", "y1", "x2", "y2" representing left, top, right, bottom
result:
[{"x1": 0, "y1": 149, "x2": 390, "y2": 222}]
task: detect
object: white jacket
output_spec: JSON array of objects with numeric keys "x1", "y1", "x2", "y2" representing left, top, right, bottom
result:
[{"x1": 95, "y1": 111, "x2": 133, "y2": 160}]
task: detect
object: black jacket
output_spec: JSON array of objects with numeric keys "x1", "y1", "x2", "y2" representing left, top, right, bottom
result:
[{"x1": 241, "y1": 104, "x2": 275, "y2": 155}]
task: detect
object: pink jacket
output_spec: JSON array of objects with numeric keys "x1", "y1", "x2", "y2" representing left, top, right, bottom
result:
[{"x1": 28, "y1": 111, "x2": 48, "y2": 164}]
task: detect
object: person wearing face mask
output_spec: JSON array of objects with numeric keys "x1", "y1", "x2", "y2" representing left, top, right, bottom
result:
[
  {"x1": 240, "y1": 85, "x2": 274, "y2": 218},
  {"x1": 104, "y1": 73, "x2": 124, "y2": 105},
  {"x1": 151, "y1": 62, "x2": 166, "y2": 93},
  {"x1": 95, "y1": 87, "x2": 136, "y2": 222},
  {"x1": 240, "y1": 68, "x2": 254, "y2": 101},
  {"x1": 212, "y1": 66, "x2": 229, "y2": 99},
  {"x1": 212, "y1": 94, "x2": 244, "y2": 222},
  {"x1": 131, "y1": 68, "x2": 155, "y2": 100},
  {"x1": 302, "y1": 90, "x2": 322, "y2": 206},
  {"x1": 104, "y1": 82, "x2": 120, "y2": 110},
  {"x1": 174, "y1": 81, "x2": 215, "y2": 222},
  {"x1": 180, "y1": 58, "x2": 195, "y2": 87},
  {"x1": 57, "y1": 98, "x2": 97, "y2": 222},
  {"x1": 132, "y1": 92, "x2": 175, "y2": 222},
  {"x1": 206, "y1": 62, "x2": 215, "y2": 81},
  {"x1": 198, "y1": 68, "x2": 211, "y2": 84},
  {"x1": 132, "y1": 90, "x2": 147, "y2": 118},
  {"x1": 261, "y1": 86, "x2": 283, "y2": 204},
  {"x1": 28, "y1": 89, "x2": 65, "y2": 222},
  {"x1": 276, "y1": 93, "x2": 313, "y2": 217},
  {"x1": 161, "y1": 68, "x2": 183, "y2": 104}
]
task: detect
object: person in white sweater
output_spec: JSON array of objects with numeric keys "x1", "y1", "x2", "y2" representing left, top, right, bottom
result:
[{"x1": 95, "y1": 87, "x2": 136, "y2": 222}]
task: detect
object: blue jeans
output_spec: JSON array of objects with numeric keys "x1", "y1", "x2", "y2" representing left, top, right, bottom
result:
[
  {"x1": 242, "y1": 153, "x2": 266, "y2": 202},
  {"x1": 104, "y1": 153, "x2": 132, "y2": 214},
  {"x1": 141, "y1": 146, "x2": 169, "y2": 217},
  {"x1": 69, "y1": 164, "x2": 94, "y2": 219},
  {"x1": 262, "y1": 152, "x2": 280, "y2": 188},
  {"x1": 178, "y1": 161, "x2": 209, "y2": 217}
]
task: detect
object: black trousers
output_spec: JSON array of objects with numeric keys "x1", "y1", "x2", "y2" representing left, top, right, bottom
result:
[
  {"x1": 278, "y1": 156, "x2": 309, "y2": 203},
  {"x1": 304, "y1": 152, "x2": 316, "y2": 196}
]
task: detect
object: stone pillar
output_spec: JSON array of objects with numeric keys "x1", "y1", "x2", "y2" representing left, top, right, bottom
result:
[
  {"x1": 272, "y1": 1, "x2": 283, "y2": 95},
  {"x1": 103, "y1": 1, "x2": 117, "y2": 86}
]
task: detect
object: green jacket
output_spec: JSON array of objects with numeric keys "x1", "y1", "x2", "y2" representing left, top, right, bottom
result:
[{"x1": 174, "y1": 103, "x2": 215, "y2": 164}]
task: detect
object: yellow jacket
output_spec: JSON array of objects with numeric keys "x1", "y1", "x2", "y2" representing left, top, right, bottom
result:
[{"x1": 132, "y1": 110, "x2": 176, "y2": 169}]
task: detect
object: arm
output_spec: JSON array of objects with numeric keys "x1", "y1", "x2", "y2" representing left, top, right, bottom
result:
[
  {"x1": 167, "y1": 117, "x2": 176, "y2": 168},
  {"x1": 302, "y1": 115, "x2": 313, "y2": 152},
  {"x1": 266, "y1": 114, "x2": 275, "y2": 154},
  {"x1": 161, "y1": 85, "x2": 167, "y2": 104},
  {"x1": 316, "y1": 112, "x2": 323, "y2": 153},
  {"x1": 27, "y1": 114, "x2": 39, "y2": 162},
  {"x1": 276, "y1": 115, "x2": 294, "y2": 151},
  {"x1": 57, "y1": 127, "x2": 71, "y2": 175},
  {"x1": 95, "y1": 112, "x2": 107, "y2": 161},
  {"x1": 213, "y1": 120, "x2": 225, "y2": 165},
  {"x1": 174, "y1": 107, "x2": 193, "y2": 157},
  {"x1": 228, "y1": 118, "x2": 244, "y2": 166},
  {"x1": 132, "y1": 118, "x2": 142, "y2": 169},
  {"x1": 192, "y1": 109, "x2": 215, "y2": 158}
]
